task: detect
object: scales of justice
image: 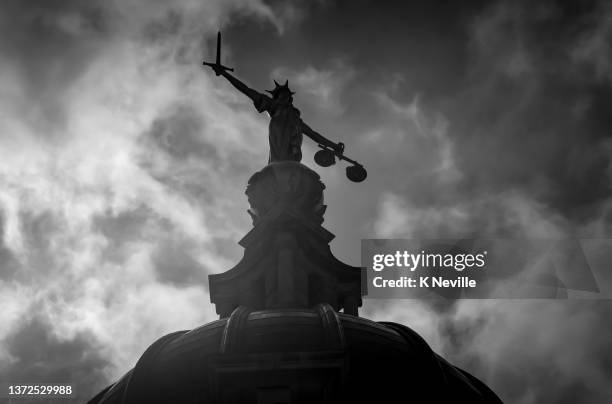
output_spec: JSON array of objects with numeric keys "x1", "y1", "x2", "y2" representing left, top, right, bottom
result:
[{"x1": 203, "y1": 32, "x2": 367, "y2": 183}]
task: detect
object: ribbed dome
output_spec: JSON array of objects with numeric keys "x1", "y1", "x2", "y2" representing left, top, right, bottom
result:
[{"x1": 90, "y1": 304, "x2": 500, "y2": 403}]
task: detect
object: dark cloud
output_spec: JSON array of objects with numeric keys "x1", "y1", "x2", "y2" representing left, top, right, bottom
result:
[
  {"x1": 0, "y1": 244, "x2": 20, "y2": 281},
  {"x1": 0, "y1": 0, "x2": 111, "y2": 134},
  {"x1": 439, "y1": 0, "x2": 612, "y2": 221},
  {"x1": 152, "y1": 235, "x2": 209, "y2": 287},
  {"x1": 2, "y1": 0, "x2": 612, "y2": 403},
  {"x1": 457, "y1": 301, "x2": 612, "y2": 404},
  {"x1": 146, "y1": 104, "x2": 217, "y2": 162},
  {"x1": 1, "y1": 316, "x2": 110, "y2": 403}
]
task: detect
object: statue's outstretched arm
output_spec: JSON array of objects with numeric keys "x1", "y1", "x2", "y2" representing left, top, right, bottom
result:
[
  {"x1": 215, "y1": 69, "x2": 268, "y2": 105},
  {"x1": 301, "y1": 121, "x2": 344, "y2": 153}
]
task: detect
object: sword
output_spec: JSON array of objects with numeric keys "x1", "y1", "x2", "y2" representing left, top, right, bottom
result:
[{"x1": 203, "y1": 31, "x2": 234, "y2": 75}]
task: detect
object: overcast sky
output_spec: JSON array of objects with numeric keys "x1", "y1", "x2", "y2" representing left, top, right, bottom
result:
[{"x1": 1, "y1": 1, "x2": 612, "y2": 403}]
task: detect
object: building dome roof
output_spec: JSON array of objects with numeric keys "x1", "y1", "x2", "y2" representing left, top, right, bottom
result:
[{"x1": 90, "y1": 304, "x2": 500, "y2": 403}]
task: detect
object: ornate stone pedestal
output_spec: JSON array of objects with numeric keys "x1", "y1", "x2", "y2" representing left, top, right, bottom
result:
[
  {"x1": 246, "y1": 162, "x2": 326, "y2": 225},
  {"x1": 209, "y1": 162, "x2": 364, "y2": 317}
]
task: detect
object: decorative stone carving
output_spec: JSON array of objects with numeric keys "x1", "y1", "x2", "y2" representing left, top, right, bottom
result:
[{"x1": 246, "y1": 162, "x2": 326, "y2": 225}]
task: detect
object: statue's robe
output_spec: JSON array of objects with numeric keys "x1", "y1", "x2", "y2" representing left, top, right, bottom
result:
[{"x1": 253, "y1": 93, "x2": 304, "y2": 163}]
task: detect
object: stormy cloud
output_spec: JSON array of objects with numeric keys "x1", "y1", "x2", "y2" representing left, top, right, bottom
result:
[{"x1": 0, "y1": 1, "x2": 611, "y2": 403}]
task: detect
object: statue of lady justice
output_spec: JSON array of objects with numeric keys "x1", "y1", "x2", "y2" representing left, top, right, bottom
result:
[
  {"x1": 204, "y1": 32, "x2": 366, "y2": 181},
  {"x1": 217, "y1": 75, "x2": 344, "y2": 163}
]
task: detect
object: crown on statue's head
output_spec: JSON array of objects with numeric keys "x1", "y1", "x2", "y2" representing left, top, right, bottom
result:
[{"x1": 266, "y1": 79, "x2": 296, "y2": 98}]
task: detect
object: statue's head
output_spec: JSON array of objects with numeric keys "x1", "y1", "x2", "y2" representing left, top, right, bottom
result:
[{"x1": 267, "y1": 80, "x2": 295, "y2": 103}]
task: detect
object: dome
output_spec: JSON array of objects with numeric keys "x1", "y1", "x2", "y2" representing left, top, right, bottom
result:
[{"x1": 90, "y1": 304, "x2": 500, "y2": 403}]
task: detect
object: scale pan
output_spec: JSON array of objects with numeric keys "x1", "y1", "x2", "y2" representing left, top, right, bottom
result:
[
  {"x1": 314, "y1": 149, "x2": 336, "y2": 167},
  {"x1": 346, "y1": 165, "x2": 367, "y2": 182}
]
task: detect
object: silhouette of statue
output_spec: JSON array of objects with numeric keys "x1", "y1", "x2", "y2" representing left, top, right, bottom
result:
[
  {"x1": 208, "y1": 66, "x2": 344, "y2": 163},
  {"x1": 203, "y1": 32, "x2": 366, "y2": 182}
]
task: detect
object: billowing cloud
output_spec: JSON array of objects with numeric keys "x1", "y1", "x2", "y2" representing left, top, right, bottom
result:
[
  {"x1": 364, "y1": 2, "x2": 612, "y2": 403},
  {"x1": 1, "y1": 1, "x2": 612, "y2": 403},
  {"x1": 0, "y1": 0, "x2": 294, "y2": 400},
  {"x1": 272, "y1": 60, "x2": 356, "y2": 115}
]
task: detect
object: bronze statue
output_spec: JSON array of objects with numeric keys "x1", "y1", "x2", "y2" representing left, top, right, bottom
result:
[{"x1": 203, "y1": 32, "x2": 367, "y2": 182}]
